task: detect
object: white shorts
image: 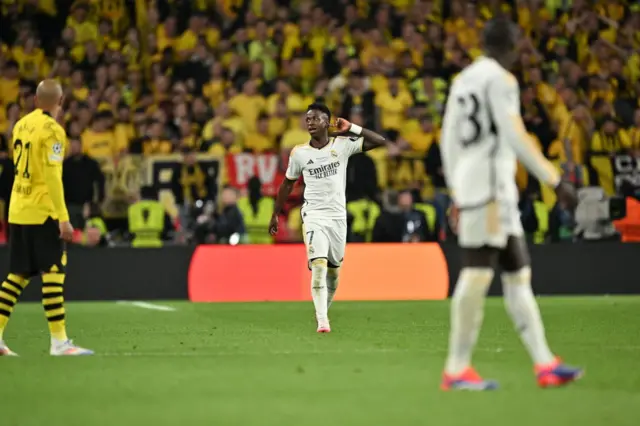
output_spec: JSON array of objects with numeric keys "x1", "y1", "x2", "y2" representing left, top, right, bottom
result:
[
  {"x1": 302, "y1": 218, "x2": 347, "y2": 268},
  {"x1": 458, "y1": 201, "x2": 523, "y2": 249}
]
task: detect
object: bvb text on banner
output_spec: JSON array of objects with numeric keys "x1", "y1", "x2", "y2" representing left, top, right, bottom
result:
[{"x1": 188, "y1": 243, "x2": 449, "y2": 302}]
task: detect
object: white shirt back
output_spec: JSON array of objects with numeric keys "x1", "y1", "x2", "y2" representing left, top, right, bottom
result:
[
  {"x1": 286, "y1": 136, "x2": 363, "y2": 220},
  {"x1": 440, "y1": 56, "x2": 521, "y2": 208}
]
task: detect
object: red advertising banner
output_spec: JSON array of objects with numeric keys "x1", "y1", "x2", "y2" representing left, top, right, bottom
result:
[
  {"x1": 188, "y1": 243, "x2": 449, "y2": 303},
  {"x1": 226, "y1": 153, "x2": 284, "y2": 196}
]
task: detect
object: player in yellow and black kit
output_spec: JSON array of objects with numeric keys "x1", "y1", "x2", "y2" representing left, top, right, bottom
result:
[{"x1": 0, "y1": 80, "x2": 93, "y2": 356}]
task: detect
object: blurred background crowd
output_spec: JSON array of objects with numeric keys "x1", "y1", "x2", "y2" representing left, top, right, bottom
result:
[{"x1": 0, "y1": 0, "x2": 639, "y2": 248}]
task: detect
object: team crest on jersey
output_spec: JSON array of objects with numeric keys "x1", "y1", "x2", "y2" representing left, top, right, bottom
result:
[
  {"x1": 308, "y1": 246, "x2": 315, "y2": 254},
  {"x1": 330, "y1": 150, "x2": 338, "y2": 157}
]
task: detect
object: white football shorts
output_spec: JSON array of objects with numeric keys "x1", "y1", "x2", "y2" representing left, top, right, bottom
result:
[
  {"x1": 458, "y1": 200, "x2": 524, "y2": 249},
  {"x1": 302, "y1": 218, "x2": 347, "y2": 268}
]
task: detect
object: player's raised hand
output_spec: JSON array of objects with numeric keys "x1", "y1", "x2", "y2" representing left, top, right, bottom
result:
[
  {"x1": 334, "y1": 117, "x2": 352, "y2": 133},
  {"x1": 59, "y1": 221, "x2": 74, "y2": 242},
  {"x1": 268, "y1": 215, "x2": 279, "y2": 236}
]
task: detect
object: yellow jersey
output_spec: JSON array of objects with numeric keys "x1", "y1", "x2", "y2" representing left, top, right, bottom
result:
[
  {"x1": 375, "y1": 90, "x2": 413, "y2": 131},
  {"x1": 82, "y1": 129, "x2": 117, "y2": 158},
  {"x1": 244, "y1": 132, "x2": 274, "y2": 153},
  {"x1": 9, "y1": 109, "x2": 69, "y2": 225},
  {"x1": 280, "y1": 128, "x2": 308, "y2": 150},
  {"x1": 228, "y1": 94, "x2": 266, "y2": 132}
]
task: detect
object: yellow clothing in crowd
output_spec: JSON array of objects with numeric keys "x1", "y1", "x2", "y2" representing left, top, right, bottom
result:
[
  {"x1": 375, "y1": 90, "x2": 413, "y2": 131},
  {"x1": 82, "y1": 129, "x2": 118, "y2": 158},
  {"x1": 228, "y1": 94, "x2": 266, "y2": 132}
]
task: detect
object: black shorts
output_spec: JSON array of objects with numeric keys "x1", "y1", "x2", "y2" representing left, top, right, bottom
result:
[{"x1": 9, "y1": 217, "x2": 65, "y2": 277}]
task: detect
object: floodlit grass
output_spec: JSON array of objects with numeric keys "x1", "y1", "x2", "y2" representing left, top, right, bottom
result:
[{"x1": 1, "y1": 297, "x2": 639, "y2": 426}]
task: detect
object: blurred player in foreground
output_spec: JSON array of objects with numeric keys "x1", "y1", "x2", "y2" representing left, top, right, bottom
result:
[
  {"x1": 440, "y1": 19, "x2": 582, "y2": 390},
  {"x1": 269, "y1": 104, "x2": 386, "y2": 333},
  {"x1": 0, "y1": 80, "x2": 93, "y2": 356}
]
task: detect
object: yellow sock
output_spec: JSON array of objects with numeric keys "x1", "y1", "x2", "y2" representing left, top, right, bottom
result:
[
  {"x1": 0, "y1": 274, "x2": 29, "y2": 340},
  {"x1": 42, "y1": 272, "x2": 68, "y2": 342}
]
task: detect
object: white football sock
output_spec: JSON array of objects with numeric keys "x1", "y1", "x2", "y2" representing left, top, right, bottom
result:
[
  {"x1": 445, "y1": 267, "x2": 493, "y2": 376},
  {"x1": 310, "y1": 259, "x2": 329, "y2": 320},
  {"x1": 327, "y1": 267, "x2": 340, "y2": 309},
  {"x1": 502, "y1": 267, "x2": 555, "y2": 365}
]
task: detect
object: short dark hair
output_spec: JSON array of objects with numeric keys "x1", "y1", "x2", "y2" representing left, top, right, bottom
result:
[
  {"x1": 482, "y1": 18, "x2": 517, "y2": 54},
  {"x1": 307, "y1": 103, "x2": 331, "y2": 120}
]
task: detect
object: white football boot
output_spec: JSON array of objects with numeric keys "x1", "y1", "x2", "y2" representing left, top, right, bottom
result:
[
  {"x1": 50, "y1": 339, "x2": 94, "y2": 356},
  {"x1": 0, "y1": 341, "x2": 18, "y2": 356}
]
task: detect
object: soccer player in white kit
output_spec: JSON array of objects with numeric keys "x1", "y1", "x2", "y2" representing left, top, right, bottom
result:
[
  {"x1": 439, "y1": 19, "x2": 583, "y2": 390},
  {"x1": 269, "y1": 103, "x2": 387, "y2": 333}
]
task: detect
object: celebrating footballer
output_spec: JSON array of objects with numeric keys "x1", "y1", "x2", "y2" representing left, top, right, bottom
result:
[{"x1": 269, "y1": 103, "x2": 387, "y2": 333}]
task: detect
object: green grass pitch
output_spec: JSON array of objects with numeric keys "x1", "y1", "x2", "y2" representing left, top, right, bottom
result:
[{"x1": 1, "y1": 297, "x2": 639, "y2": 426}]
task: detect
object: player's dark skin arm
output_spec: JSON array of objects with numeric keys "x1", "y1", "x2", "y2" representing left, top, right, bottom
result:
[
  {"x1": 360, "y1": 128, "x2": 387, "y2": 151},
  {"x1": 335, "y1": 118, "x2": 387, "y2": 151},
  {"x1": 269, "y1": 178, "x2": 296, "y2": 235}
]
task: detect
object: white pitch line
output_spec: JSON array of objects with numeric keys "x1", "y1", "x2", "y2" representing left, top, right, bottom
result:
[
  {"x1": 116, "y1": 301, "x2": 177, "y2": 312},
  {"x1": 95, "y1": 344, "x2": 640, "y2": 358},
  {"x1": 95, "y1": 347, "x2": 498, "y2": 358}
]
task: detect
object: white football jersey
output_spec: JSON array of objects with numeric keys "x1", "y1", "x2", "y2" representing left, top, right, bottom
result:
[
  {"x1": 441, "y1": 56, "x2": 558, "y2": 208},
  {"x1": 286, "y1": 136, "x2": 363, "y2": 220}
]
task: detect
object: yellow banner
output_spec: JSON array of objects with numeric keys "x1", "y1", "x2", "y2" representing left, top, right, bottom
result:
[
  {"x1": 96, "y1": 154, "x2": 222, "y2": 219},
  {"x1": 142, "y1": 154, "x2": 222, "y2": 218},
  {"x1": 97, "y1": 155, "x2": 144, "y2": 219}
]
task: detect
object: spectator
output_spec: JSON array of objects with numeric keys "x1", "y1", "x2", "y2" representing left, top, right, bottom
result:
[
  {"x1": 128, "y1": 186, "x2": 173, "y2": 248},
  {"x1": 341, "y1": 70, "x2": 376, "y2": 130},
  {"x1": 248, "y1": 19, "x2": 278, "y2": 81},
  {"x1": 136, "y1": 119, "x2": 173, "y2": 155},
  {"x1": 63, "y1": 138, "x2": 105, "y2": 229},
  {"x1": 629, "y1": 108, "x2": 640, "y2": 156},
  {"x1": 244, "y1": 114, "x2": 274, "y2": 153},
  {"x1": 0, "y1": 0, "x2": 638, "y2": 246},
  {"x1": 375, "y1": 73, "x2": 413, "y2": 134},
  {"x1": 403, "y1": 114, "x2": 438, "y2": 155},
  {"x1": 172, "y1": 148, "x2": 214, "y2": 208},
  {"x1": 0, "y1": 60, "x2": 20, "y2": 106},
  {"x1": 213, "y1": 187, "x2": 246, "y2": 245},
  {"x1": 372, "y1": 190, "x2": 435, "y2": 243},
  {"x1": 0, "y1": 135, "x2": 13, "y2": 236},
  {"x1": 229, "y1": 80, "x2": 266, "y2": 132},
  {"x1": 347, "y1": 192, "x2": 380, "y2": 243},
  {"x1": 81, "y1": 202, "x2": 108, "y2": 247},
  {"x1": 81, "y1": 110, "x2": 117, "y2": 158},
  {"x1": 66, "y1": 2, "x2": 98, "y2": 46},
  {"x1": 206, "y1": 126, "x2": 242, "y2": 156},
  {"x1": 280, "y1": 114, "x2": 308, "y2": 152},
  {"x1": 591, "y1": 115, "x2": 631, "y2": 153},
  {"x1": 237, "y1": 176, "x2": 274, "y2": 244}
]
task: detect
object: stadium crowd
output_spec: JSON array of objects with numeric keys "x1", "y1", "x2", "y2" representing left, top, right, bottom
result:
[{"x1": 0, "y1": 0, "x2": 639, "y2": 247}]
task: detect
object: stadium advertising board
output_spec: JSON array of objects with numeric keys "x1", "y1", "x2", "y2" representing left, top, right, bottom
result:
[
  {"x1": 188, "y1": 243, "x2": 450, "y2": 302},
  {"x1": 96, "y1": 154, "x2": 223, "y2": 218},
  {"x1": 0, "y1": 243, "x2": 638, "y2": 302},
  {"x1": 225, "y1": 153, "x2": 285, "y2": 196},
  {"x1": 611, "y1": 154, "x2": 640, "y2": 192},
  {"x1": 97, "y1": 155, "x2": 143, "y2": 218},
  {"x1": 144, "y1": 154, "x2": 222, "y2": 217}
]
